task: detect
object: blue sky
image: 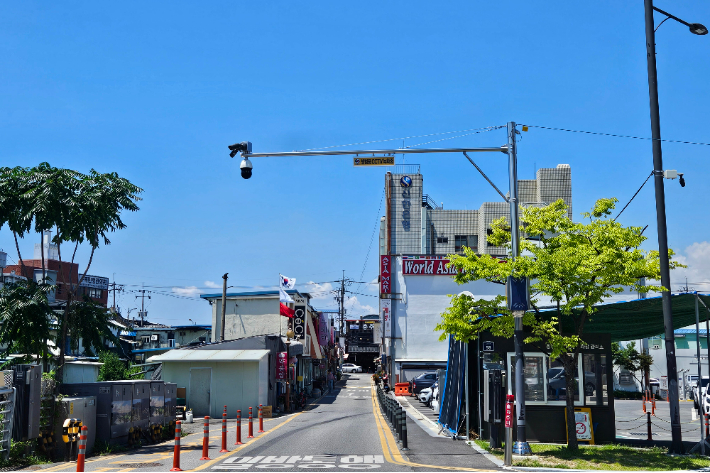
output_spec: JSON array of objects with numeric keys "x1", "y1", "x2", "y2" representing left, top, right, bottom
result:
[{"x1": 2, "y1": 1, "x2": 709, "y2": 325}]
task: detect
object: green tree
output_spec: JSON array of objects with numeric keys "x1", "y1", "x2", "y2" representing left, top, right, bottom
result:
[
  {"x1": 612, "y1": 341, "x2": 653, "y2": 389},
  {"x1": 0, "y1": 280, "x2": 55, "y2": 365},
  {"x1": 97, "y1": 351, "x2": 142, "y2": 381},
  {"x1": 0, "y1": 164, "x2": 142, "y2": 375},
  {"x1": 436, "y1": 198, "x2": 681, "y2": 449}
]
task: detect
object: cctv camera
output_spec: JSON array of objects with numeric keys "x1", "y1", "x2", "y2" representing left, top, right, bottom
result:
[
  {"x1": 240, "y1": 157, "x2": 253, "y2": 179},
  {"x1": 228, "y1": 141, "x2": 253, "y2": 158},
  {"x1": 679, "y1": 173, "x2": 686, "y2": 187}
]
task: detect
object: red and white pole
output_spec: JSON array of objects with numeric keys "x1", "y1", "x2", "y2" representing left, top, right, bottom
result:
[
  {"x1": 220, "y1": 406, "x2": 229, "y2": 452},
  {"x1": 170, "y1": 421, "x2": 182, "y2": 471},
  {"x1": 248, "y1": 407, "x2": 254, "y2": 438},
  {"x1": 235, "y1": 409, "x2": 242, "y2": 445},
  {"x1": 200, "y1": 416, "x2": 211, "y2": 460},
  {"x1": 258, "y1": 404, "x2": 265, "y2": 433},
  {"x1": 76, "y1": 425, "x2": 87, "y2": 472}
]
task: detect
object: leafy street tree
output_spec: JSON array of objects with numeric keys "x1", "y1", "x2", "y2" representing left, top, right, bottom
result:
[
  {"x1": 612, "y1": 341, "x2": 653, "y2": 390},
  {"x1": 0, "y1": 164, "x2": 142, "y2": 375},
  {"x1": 436, "y1": 198, "x2": 682, "y2": 449}
]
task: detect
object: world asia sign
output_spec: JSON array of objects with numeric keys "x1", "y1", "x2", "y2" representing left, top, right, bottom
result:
[
  {"x1": 276, "y1": 352, "x2": 288, "y2": 380},
  {"x1": 402, "y1": 258, "x2": 458, "y2": 276}
]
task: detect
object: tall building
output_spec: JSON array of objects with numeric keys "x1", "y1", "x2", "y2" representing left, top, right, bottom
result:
[{"x1": 378, "y1": 165, "x2": 573, "y2": 382}]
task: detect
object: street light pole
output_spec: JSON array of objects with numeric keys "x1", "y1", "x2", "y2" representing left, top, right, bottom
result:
[
  {"x1": 506, "y1": 121, "x2": 531, "y2": 455},
  {"x1": 643, "y1": 0, "x2": 697, "y2": 453}
]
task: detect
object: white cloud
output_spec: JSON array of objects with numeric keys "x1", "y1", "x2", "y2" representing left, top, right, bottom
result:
[
  {"x1": 204, "y1": 281, "x2": 221, "y2": 289},
  {"x1": 172, "y1": 286, "x2": 204, "y2": 297},
  {"x1": 344, "y1": 296, "x2": 376, "y2": 316},
  {"x1": 671, "y1": 241, "x2": 710, "y2": 291},
  {"x1": 303, "y1": 281, "x2": 334, "y2": 300}
]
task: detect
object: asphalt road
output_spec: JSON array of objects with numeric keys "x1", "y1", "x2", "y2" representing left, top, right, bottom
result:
[
  {"x1": 615, "y1": 399, "x2": 702, "y2": 441},
  {"x1": 33, "y1": 374, "x2": 498, "y2": 472}
]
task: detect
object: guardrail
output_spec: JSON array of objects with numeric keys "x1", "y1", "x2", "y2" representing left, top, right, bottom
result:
[{"x1": 376, "y1": 385, "x2": 408, "y2": 450}]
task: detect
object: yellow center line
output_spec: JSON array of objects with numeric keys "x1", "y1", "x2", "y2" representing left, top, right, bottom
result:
[
  {"x1": 370, "y1": 385, "x2": 494, "y2": 472},
  {"x1": 189, "y1": 411, "x2": 304, "y2": 471}
]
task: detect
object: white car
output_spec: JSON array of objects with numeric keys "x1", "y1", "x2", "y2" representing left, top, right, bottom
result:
[
  {"x1": 431, "y1": 384, "x2": 440, "y2": 414},
  {"x1": 341, "y1": 363, "x2": 362, "y2": 373},
  {"x1": 419, "y1": 387, "x2": 433, "y2": 405}
]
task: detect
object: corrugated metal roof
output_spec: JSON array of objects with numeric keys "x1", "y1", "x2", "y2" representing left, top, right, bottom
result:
[
  {"x1": 147, "y1": 349, "x2": 270, "y2": 363},
  {"x1": 199, "y1": 290, "x2": 309, "y2": 300}
]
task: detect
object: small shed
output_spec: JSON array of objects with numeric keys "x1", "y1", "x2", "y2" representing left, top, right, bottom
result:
[
  {"x1": 147, "y1": 349, "x2": 269, "y2": 418},
  {"x1": 62, "y1": 361, "x2": 103, "y2": 384}
]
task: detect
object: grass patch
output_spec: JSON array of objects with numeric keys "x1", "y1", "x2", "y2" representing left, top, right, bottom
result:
[
  {"x1": 0, "y1": 440, "x2": 52, "y2": 470},
  {"x1": 475, "y1": 440, "x2": 710, "y2": 470}
]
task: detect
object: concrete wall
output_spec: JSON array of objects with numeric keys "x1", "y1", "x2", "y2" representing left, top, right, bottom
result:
[
  {"x1": 212, "y1": 297, "x2": 283, "y2": 342},
  {"x1": 160, "y1": 357, "x2": 268, "y2": 418}
]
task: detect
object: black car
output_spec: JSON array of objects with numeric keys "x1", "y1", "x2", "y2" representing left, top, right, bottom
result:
[
  {"x1": 547, "y1": 367, "x2": 596, "y2": 397},
  {"x1": 411, "y1": 372, "x2": 438, "y2": 395}
]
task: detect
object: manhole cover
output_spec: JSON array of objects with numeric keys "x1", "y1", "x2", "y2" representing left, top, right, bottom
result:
[{"x1": 117, "y1": 463, "x2": 163, "y2": 468}]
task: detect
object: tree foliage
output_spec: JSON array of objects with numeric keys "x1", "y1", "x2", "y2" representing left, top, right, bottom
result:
[
  {"x1": 612, "y1": 341, "x2": 653, "y2": 387},
  {"x1": 436, "y1": 198, "x2": 682, "y2": 449},
  {"x1": 0, "y1": 280, "x2": 55, "y2": 364},
  {"x1": 97, "y1": 351, "x2": 142, "y2": 381},
  {"x1": 0, "y1": 164, "x2": 142, "y2": 372}
]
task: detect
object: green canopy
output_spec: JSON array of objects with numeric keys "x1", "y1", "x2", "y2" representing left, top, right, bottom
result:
[{"x1": 557, "y1": 293, "x2": 710, "y2": 342}]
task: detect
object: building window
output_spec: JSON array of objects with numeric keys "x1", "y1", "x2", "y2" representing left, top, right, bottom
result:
[
  {"x1": 168, "y1": 339, "x2": 176, "y2": 348},
  {"x1": 507, "y1": 352, "x2": 586, "y2": 406},
  {"x1": 85, "y1": 288, "x2": 103, "y2": 298},
  {"x1": 142, "y1": 336, "x2": 150, "y2": 344},
  {"x1": 454, "y1": 235, "x2": 468, "y2": 252},
  {"x1": 436, "y1": 237, "x2": 448, "y2": 244}
]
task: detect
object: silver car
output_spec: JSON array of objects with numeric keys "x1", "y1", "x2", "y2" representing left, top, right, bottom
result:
[{"x1": 341, "y1": 363, "x2": 362, "y2": 373}]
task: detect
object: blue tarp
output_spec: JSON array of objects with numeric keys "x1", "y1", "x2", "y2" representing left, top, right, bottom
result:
[{"x1": 438, "y1": 336, "x2": 466, "y2": 435}]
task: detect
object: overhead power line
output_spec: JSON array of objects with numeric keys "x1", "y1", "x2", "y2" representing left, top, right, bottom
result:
[{"x1": 522, "y1": 124, "x2": 710, "y2": 146}]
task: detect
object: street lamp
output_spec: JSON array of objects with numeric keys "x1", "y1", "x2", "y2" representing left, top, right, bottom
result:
[
  {"x1": 229, "y1": 125, "x2": 531, "y2": 452},
  {"x1": 643, "y1": 0, "x2": 706, "y2": 453}
]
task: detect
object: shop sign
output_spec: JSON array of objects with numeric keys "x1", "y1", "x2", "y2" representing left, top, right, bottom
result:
[
  {"x1": 79, "y1": 275, "x2": 110, "y2": 290},
  {"x1": 381, "y1": 299, "x2": 392, "y2": 338},
  {"x1": 400, "y1": 177, "x2": 412, "y2": 231},
  {"x1": 318, "y1": 312, "x2": 328, "y2": 346},
  {"x1": 276, "y1": 352, "x2": 288, "y2": 380},
  {"x1": 504, "y1": 395, "x2": 514, "y2": 428},
  {"x1": 353, "y1": 156, "x2": 395, "y2": 166},
  {"x1": 294, "y1": 305, "x2": 306, "y2": 340},
  {"x1": 349, "y1": 346, "x2": 379, "y2": 353},
  {"x1": 380, "y1": 255, "x2": 391, "y2": 294},
  {"x1": 402, "y1": 258, "x2": 458, "y2": 276}
]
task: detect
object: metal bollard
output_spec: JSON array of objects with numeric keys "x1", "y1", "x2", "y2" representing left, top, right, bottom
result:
[
  {"x1": 258, "y1": 404, "x2": 265, "y2": 433},
  {"x1": 235, "y1": 410, "x2": 243, "y2": 445},
  {"x1": 401, "y1": 408, "x2": 409, "y2": 450},
  {"x1": 396, "y1": 404, "x2": 402, "y2": 442},
  {"x1": 248, "y1": 407, "x2": 254, "y2": 438},
  {"x1": 76, "y1": 426, "x2": 87, "y2": 472},
  {"x1": 647, "y1": 412, "x2": 652, "y2": 441},
  {"x1": 220, "y1": 407, "x2": 229, "y2": 452},
  {"x1": 170, "y1": 421, "x2": 182, "y2": 471},
  {"x1": 200, "y1": 416, "x2": 211, "y2": 460}
]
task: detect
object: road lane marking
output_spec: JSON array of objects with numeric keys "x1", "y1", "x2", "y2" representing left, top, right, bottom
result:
[
  {"x1": 369, "y1": 385, "x2": 494, "y2": 472},
  {"x1": 191, "y1": 411, "x2": 304, "y2": 471}
]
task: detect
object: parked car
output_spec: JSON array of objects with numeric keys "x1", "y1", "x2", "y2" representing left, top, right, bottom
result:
[
  {"x1": 431, "y1": 383, "x2": 441, "y2": 414},
  {"x1": 411, "y1": 372, "x2": 438, "y2": 395},
  {"x1": 418, "y1": 381, "x2": 437, "y2": 405},
  {"x1": 692, "y1": 377, "x2": 709, "y2": 408},
  {"x1": 341, "y1": 363, "x2": 362, "y2": 373},
  {"x1": 547, "y1": 367, "x2": 596, "y2": 397}
]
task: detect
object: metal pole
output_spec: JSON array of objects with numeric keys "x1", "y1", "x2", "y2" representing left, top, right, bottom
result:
[
  {"x1": 221, "y1": 273, "x2": 228, "y2": 342},
  {"x1": 696, "y1": 293, "x2": 705, "y2": 455},
  {"x1": 644, "y1": 0, "x2": 682, "y2": 452},
  {"x1": 465, "y1": 342, "x2": 470, "y2": 442},
  {"x1": 507, "y1": 121, "x2": 530, "y2": 455}
]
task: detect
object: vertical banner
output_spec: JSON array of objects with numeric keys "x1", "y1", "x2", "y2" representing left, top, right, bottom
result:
[
  {"x1": 381, "y1": 299, "x2": 392, "y2": 338},
  {"x1": 276, "y1": 352, "x2": 288, "y2": 380},
  {"x1": 294, "y1": 306, "x2": 306, "y2": 340},
  {"x1": 380, "y1": 255, "x2": 391, "y2": 294},
  {"x1": 318, "y1": 312, "x2": 328, "y2": 347}
]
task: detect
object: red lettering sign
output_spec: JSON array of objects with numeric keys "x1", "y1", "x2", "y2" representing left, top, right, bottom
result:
[
  {"x1": 505, "y1": 401, "x2": 514, "y2": 428},
  {"x1": 276, "y1": 352, "x2": 288, "y2": 380},
  {"x1": 402, "y1": 258, "x2": 458, "y2": 276},
  {"x1": 380, "y1": 255, "x2": 391, "y2": 293}
]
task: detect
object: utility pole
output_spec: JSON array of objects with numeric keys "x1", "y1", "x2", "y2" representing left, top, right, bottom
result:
[
  {"x1": 109, "y1": 273, "x2": 122, "y2": 314},
  {"x1": 644, "y1": 0, "x2": 682, "y2": 452},
  {"x1": 340, "y1": 271, "x2": 345, "y2": 337},
  {"x1": 221, "y1": 273, "x2": 228, "y2": 342},
  {"x1": 135, "y1": 284, "x2": 150, "y2": 327}
]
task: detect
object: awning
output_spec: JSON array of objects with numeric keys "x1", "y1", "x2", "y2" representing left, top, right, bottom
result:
[{"x1": 552, "y1": 293, "x2": 710, "y2": 342}]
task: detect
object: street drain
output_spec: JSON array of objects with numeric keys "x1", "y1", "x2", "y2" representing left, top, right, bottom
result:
[{"x1": 117, "y1": 463, "x2": 163, "y2": 468}]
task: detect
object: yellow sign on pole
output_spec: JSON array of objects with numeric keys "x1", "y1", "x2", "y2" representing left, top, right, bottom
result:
[{"x1": 353, "y1": 157, "x2": 395, "y2": 167}]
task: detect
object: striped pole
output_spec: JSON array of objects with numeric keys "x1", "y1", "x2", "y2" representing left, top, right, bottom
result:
[
  {"x1": 258, "y1": 404, "x2": 265, "y2": 433},
  {"x1": 235, "y1": 410, "x2": 242, "y2": 445},
  {"x1": 220, "y1": 406, "x2": 229, "y2": 452},
  {"x1": 170, "y1": 421, "x2": 182, "y2": 471},
  {"x1": 248, "y1": 407, "x2": 254, "y2": 438},
  {"x1": 200, "y1": 416, "x2": 211, "y2": 460},
  {"x1": 76, "y1": 426, "x2": 87, "y2": 472}
]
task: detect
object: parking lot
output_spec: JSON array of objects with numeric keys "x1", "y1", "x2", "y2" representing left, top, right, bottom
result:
[{"x1": 614, "y1": 399, "x2": 702, "y2": 441}]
